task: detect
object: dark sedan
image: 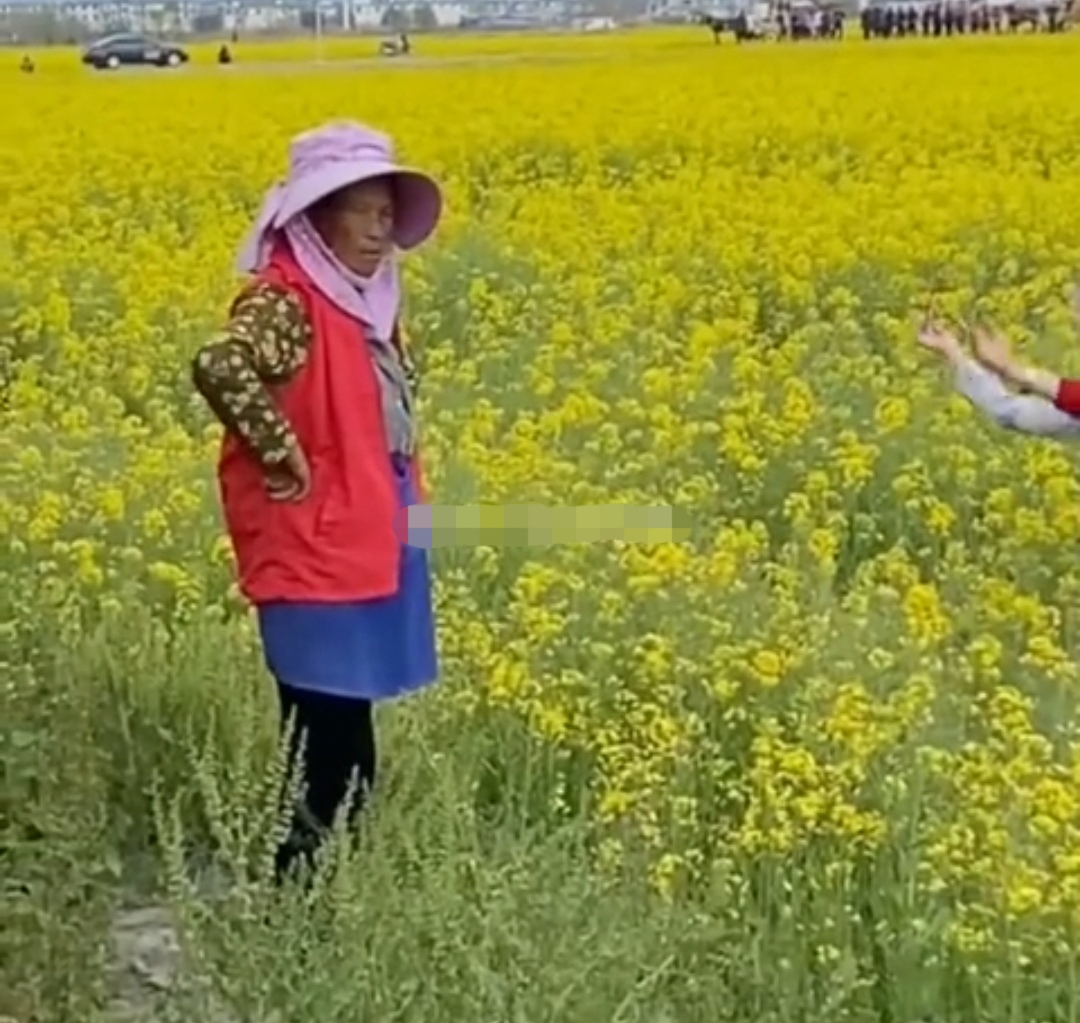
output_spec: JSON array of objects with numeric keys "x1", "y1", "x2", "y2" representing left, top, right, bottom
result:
[{"x1": 82, "y1": 33, "x2": 189, "y2": 70}]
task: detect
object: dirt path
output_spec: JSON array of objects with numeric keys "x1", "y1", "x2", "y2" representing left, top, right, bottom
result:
[
  {"x1": 106, "y1": 864, "x2": 234, "y2": 1022},
  {"x1": 108, "y1": 904, "x2": 183, "y2": 1023},
  {"x1": 94, "y1": 49, "x2": 592, "y2": 78}
]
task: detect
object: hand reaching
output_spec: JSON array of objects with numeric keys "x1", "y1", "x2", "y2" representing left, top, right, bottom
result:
[{"x1": 917, "y1": 318, "x2": 963, "y2": 360}]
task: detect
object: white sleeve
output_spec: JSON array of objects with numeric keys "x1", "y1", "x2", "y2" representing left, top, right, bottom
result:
[{"x1": 953, "y1": 357, "x2": 1080, "y2": 437}]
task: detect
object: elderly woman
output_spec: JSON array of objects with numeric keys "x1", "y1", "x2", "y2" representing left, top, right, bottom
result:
[
  {"x1": 919, "y1": 307, "x2": 1080, "y2": 436},
  {"x1": 191, "y1": 121, "x2": 443, "y2": 880}
]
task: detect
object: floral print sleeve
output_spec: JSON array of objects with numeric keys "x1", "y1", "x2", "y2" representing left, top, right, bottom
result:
[{"x1": 191, "y1": 283, "x2": 311, "y2": 467}]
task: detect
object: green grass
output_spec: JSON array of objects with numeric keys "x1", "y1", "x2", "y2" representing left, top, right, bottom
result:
[{"x1": 4, "y1": 600, "x2": 1080, "y2": 1023}]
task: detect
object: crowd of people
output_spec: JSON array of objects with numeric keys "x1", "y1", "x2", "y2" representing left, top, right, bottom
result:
[
  {"x1": 785, "y1": 5, "x2": 845, "y2": 37},
  {"x1": 749, "y1": 2, "x2": 846, "y2": 37},
  {"x1": 859, "y1": 1, "x2": 1072, "y2": 38},
  {"x1": 703, "y1": 0, "x2": 1073, "y2": 41}
]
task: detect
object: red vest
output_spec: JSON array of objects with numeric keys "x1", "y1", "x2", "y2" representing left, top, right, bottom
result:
[{"x1": 217, "y1": 243, "x2": 425, "y2": 605}]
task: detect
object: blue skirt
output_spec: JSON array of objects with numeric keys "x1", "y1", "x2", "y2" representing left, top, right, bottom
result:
[{"x1": 256, "y1": 457, "x2": 439, "y2": 702}]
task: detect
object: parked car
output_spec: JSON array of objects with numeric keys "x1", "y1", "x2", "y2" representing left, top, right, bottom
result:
[{"x1": 82, "y1": 33, "x2": 189, "y2": 70}]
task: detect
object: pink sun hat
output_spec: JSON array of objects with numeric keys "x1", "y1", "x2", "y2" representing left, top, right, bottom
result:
[{"x1": 236, "y1": 120, "x2": 443, "y2": 273}]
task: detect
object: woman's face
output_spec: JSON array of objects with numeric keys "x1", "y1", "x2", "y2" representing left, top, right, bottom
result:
[{"x1": 311, "y1": 177, "x2": 395, "y2": 278}]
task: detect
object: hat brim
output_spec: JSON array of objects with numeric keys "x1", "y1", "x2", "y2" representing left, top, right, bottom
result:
[{"x1": 273, "y1": 160, "x2": 442, "y2": 251}]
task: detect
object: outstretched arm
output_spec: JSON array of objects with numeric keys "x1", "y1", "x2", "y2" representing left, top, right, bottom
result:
[
  {"x1": 952, "y1": 354, "x2": 1080, "y2": 437},
  {"x1": 918, "y1": 320, "x2": 1080, "y2": 437},
  {"x1": 968, "y1": 325, "x2": 1080, "y2": 422}
]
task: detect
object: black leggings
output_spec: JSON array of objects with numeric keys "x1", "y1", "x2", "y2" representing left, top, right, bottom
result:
[{"x1": 275, "y1": 681, "x2": 376, "y2": 877}]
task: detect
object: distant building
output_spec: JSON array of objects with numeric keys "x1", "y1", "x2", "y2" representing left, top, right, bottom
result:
[
  {"x1": 0, "y1": 0, "x2": 584, "y2": 35},
  {"x1": 645, "y1": 0, "x2": 766, "y2": 18}
]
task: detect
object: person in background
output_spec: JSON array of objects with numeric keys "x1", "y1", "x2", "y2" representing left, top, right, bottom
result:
[
  {"x1": 190, "y1": 120, "x2": 443, "y2": 881},
  {"x1": 20, "y1": 54, "x2": 34, "y2": 73},
  {"x1": 918, "y1": 297, "x2": 1080, "y2": 434}
]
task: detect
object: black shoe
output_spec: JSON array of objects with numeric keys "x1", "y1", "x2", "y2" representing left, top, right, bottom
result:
[{"x1": 273, "y1": 805, "x2": 327, "y2": 887}]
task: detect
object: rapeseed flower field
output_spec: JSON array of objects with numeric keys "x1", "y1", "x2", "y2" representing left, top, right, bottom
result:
[{"x1": 5, "y1": 28, "x2": 1080, "y2": 1023}]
